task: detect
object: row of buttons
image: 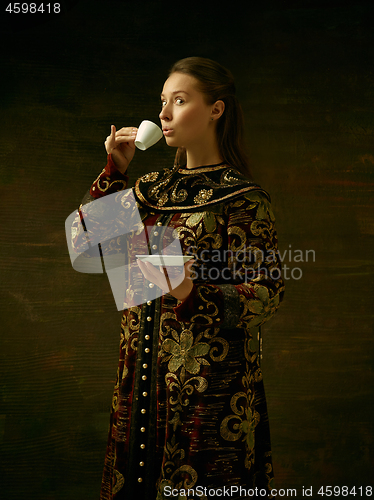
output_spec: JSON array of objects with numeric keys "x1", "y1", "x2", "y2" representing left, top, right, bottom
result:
[
  {"x1": 150, "y1": 222, "x2": 162, "y2": 251},
  {"x1": 137, "y1": 304, "x2": 153, "y2": 484},
  {"x1": 137, "y1": 221, "x2": 162, "y2": 484}
]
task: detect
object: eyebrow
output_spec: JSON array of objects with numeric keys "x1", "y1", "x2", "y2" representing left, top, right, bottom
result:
[{"x1": 160, "y1": 90, "x2": 190, "y2": 98}]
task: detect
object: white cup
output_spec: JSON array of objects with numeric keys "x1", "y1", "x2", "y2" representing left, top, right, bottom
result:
[{"x1": 135, "y1": 120, "x2": 163, "y2": 150}]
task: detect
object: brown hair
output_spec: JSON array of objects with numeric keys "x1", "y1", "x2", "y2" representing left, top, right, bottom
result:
[{"x1": 169, "y1": 57, "x2": 252, "y2": 179}]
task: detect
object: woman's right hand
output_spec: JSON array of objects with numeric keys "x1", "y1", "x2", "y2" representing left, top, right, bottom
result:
[{"x1": 104, "y1": 125, "x2": 138, "y2": 174}]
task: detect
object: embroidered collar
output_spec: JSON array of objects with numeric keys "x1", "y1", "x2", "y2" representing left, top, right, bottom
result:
[{"x1": 134, "y1": 163, "x2": 269, "y2": 212}]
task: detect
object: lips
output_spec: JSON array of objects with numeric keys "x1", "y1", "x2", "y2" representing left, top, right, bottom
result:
[{"x1": 163, "y1": 128, "x2": 173, "y2": 136}]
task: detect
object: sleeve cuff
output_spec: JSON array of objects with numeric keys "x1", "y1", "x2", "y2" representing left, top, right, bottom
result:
[{"x1": 90, "y1": 154, "x2": 129, "y2": 198}]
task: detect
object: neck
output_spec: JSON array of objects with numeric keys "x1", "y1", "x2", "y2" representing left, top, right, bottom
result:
[
  {"x1": 185, "y1": 132, "x2": 223, "y2": 169},
  {"x1": 186, "y1": 152, "x2": 223, "y2": 169}
]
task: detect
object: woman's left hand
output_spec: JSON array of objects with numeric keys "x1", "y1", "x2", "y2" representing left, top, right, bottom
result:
[{"x1": 137, "y1": 259, "x2": 195, "y2": 301}]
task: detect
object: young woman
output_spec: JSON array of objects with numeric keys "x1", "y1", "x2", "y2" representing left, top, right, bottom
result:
[{"x1": 72, "y1": 57, "x2": 284, "y2": 499}]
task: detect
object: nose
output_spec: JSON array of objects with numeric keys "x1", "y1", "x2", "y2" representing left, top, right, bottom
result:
[{"x1": 159, "y1": 103, "x2": 171, "y2": 121}]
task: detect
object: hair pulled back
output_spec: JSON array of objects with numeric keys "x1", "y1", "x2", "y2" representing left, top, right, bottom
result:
[{"x1": 169, "y1": 57, "x2": 252, "y2": 179}]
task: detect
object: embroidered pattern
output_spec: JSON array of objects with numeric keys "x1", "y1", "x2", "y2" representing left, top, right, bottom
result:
[
  {"x1": 193, "y1": 188, "x2": 213, "y2": 204},
  {"x1": 134, "y1": 163, "x2": 267, "y2": 211}
]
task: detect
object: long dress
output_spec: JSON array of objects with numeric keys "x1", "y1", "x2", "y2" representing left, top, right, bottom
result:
[{"x1": 71, "y1": 156, "x2": 285, "y2": 499}]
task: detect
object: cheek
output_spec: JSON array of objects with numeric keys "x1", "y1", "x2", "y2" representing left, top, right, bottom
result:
[
  {"x1": 180, "y1": 108, "x2": 206, "y2": 131},
  {"x1": 178, "y1": 108, "x2": 194, "y2": 124}
]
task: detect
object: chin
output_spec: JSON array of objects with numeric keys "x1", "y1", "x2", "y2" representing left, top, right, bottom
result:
[{"x1": 165, "y1": 136, "x2": 180, "y2": 148}]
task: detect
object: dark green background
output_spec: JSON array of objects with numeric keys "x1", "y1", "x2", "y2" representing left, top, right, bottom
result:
[{"x1": 0, "y1": 0, "x2": 373, "y2": 498}]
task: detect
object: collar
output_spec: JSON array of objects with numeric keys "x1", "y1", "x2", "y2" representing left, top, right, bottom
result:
[{"x1": 134, "y1": 163, "x2": 270, "y2": 212}]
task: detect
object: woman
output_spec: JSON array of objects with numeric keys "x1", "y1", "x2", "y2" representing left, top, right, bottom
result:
[{"x1": 72, "y1": 57, "x2": 284, "y2": 499}]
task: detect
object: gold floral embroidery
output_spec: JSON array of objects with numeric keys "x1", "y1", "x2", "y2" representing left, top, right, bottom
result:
[
  {"x1": 166, "y1": 372, "x2": 208, "y2": 427},
  {"x1": 162, "y1": 330, "x2": 210, "y2": 375},
  {"x1": 228, "y1": 225, "x2": 247, "y2": 252},
  {"x1": 209, "y1": 337, "x2": 229, "y2": 362},
  {"x1": 171, "y1": 179, "x2": 188, "y2": 204},
  {"x1": 135, "y1": 163, "x2": 267, "y2": 211},
  {"x1": 222, "y1": 170, "x2": 242, "y2": 184},
  {"x1": 188, "y1": 285, "x2": 221, "y2": 325},
  {"x1": 141, "y1": 171, "x2": 159, "y2": 183},
  {"x1": 92, "y1": 168, "x2": 127, "y2": 192},
  {"x1": 193, "y1": 188, "x2": 213, "y2": 204},
  {"x1": 185, "y1": 212, "x2": 204, "y2": 228},
  {"x1": 159, "y1": 311, "x2": 182, "y2": 344},
  {"x1": 157, "y1": 435, "x2": 200, "y2": 499},
  {"x1": 173, "y1": 225, "x2": 197, "y2": 247},
  {"x1": 250, "y1": 219, "x2": 275, "y2": 248},
  {"x1": 128, "y1": 306, "x2": 141, "y2": 331},
  {"x1": 244, "y1": 191, "x2": 275, "y2": 221},
  {"x1": 231, "y1": 199, "x2": 246, "y2": 208},
  {"x1": 240, "y1": 284, "x2": 281, "y2": 328},
  {"x1": 184, "y1": 211, "x2": 217, "y2": 233},
  {"x1": 158, "y1": 193, "x2": 169, "y2": 206},
  {"x1": 220, "y1": 392, "x2": 259, "y2": 453}
]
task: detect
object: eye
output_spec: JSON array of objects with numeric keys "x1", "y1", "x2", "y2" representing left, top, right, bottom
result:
[
  {"x1": 175, "y1": 97, "x2": 184, "y2": 105},
  {"x1": 161, "y1": 100, "x2": 167, "y2": 107}
]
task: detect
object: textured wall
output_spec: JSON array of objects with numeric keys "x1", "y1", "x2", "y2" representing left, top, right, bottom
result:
[{"x1": 0, "y1": 0, "x2": 373, "y2": 498}]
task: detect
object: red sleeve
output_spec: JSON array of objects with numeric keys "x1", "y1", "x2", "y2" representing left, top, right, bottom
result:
[{"x1": 89, "y1": 154, "x2": 129, "y2": 198}]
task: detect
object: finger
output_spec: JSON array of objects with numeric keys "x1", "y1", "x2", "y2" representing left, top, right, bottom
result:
[
  {"x1": 117, "y1": 126, "x2": 138, "y2": 133},
  {"x1": 116, "y1": 127, "x2": 138, "y2": 138},
  {"x1": 137, "y1": 260, "x2": 162, "y2": 285},
  {"x1": 108, "y1": 125, "x2": 116, "y2": 144},
  {"x1": 115, "y1": 135, "x2": 137, "y2": 145},
  {"x1": 143, "y1": 261, "x2": 170, "y2": 291},
  {"x1": 114, "y1": 131, "x2": 137, "y2": 146},
  {"x1": 137, "y1": 259, "x2": 151, "y2": 279},
  {"x1": 144, "y1": 261, "x2": 164, "y2": 280}
]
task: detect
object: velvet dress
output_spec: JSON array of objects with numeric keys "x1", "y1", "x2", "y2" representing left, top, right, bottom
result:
[{"x1": 71, "y1": 156, "x2": 285, "y2": 500}]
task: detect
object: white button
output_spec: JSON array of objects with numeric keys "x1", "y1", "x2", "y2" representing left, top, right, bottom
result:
[
  {"x1": 147, "y1": 316, "x2": 152, "y2": 322},
  {"x1": 141, "y1": 408, "x2": 146, "y2": 414},
  {"x1": 157, "y1": 222, "x2": 162, "y2": 226},
  {"x1": 143, "y1": 363, "x2": 148, "y2": 369},
  {"x1": 142, "y1": 375, "x2": 147, "y2": 381},
  {"x1": 142, "y1": 391, "x2": 148, "y2": 397},
  {"x1": 145, "y1": 335, "x2": 150, "y2": 340},
  {"x1": 152, "y1": 245, "x2": 157, "y2": 250},
  {"x1": 140, "y1": 444, "x2": 145, "y2": 449},
  {"x1": 147, "y1": 301, "x2": 152, "y2": 306},
  {"x1": 140, "y1": 427, "x2": 146, "y2": 432},
  {"x1": 153, "y1": 231, "x2": 159, "y2": 236},
  {"x1": 138, "y1": 477, "x2": 143, "y2": 483},
  {"x1": 145, "y1": 348, "x2": 150, "y2": 353},
  {"x1": 139, "y1": 461, "x2": 145, "y2": 466},
  {"x1": 149, "y1": 283, "x2": 154, "y2": 288}
]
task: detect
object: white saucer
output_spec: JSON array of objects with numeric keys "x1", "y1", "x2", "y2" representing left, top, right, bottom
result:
[{"x1": 136, "y1": 254, "x2": 193, "y2": 266}]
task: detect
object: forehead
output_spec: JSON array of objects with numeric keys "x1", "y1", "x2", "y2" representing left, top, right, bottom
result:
[{"x1": 161, "y1": 72, "x2": 200, "y2": 96}]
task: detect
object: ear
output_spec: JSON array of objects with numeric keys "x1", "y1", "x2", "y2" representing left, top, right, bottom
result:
[{"x1": 211, "y1": 100, "x2": 225, "y2": 121}]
